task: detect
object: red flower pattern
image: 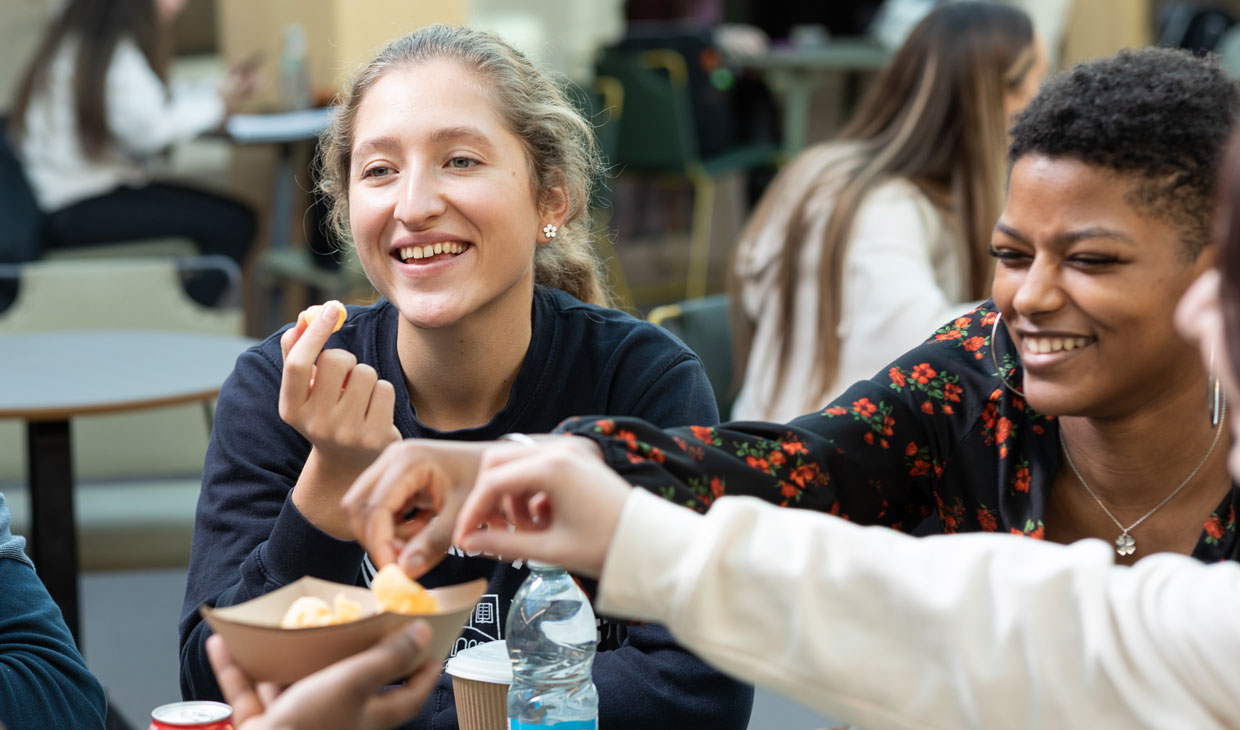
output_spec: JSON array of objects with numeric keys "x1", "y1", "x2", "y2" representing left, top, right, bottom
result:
[
  {"x1": 853, "y1": 398, "x2": 878, "y2": 418},
  {"x1": 582, "y1": 304, "x2": 1235, "y2": 567},
  {"x1": 977, "y1": 508, "x2": 997, "y2": 532},
  {"x1": 911, "y1": 363, "x2": 937, "y2": 384}
]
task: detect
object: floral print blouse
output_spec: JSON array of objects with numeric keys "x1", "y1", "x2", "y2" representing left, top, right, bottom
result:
[{"x1": 561, "y1": 303, "x2": 1240, "y2": 563}]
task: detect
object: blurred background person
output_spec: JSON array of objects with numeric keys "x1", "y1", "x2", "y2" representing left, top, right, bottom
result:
[
  {"x1": 729, "y1": 1, "x2": 1047, "y2": 421},
  {"x1": 8, "y1": 0, "x2": 258, "y2": 306}
]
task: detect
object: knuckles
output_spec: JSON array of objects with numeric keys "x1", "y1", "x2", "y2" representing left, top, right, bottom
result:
[{"x1": 317, "y1": 349, "x2": 359, "y2": 371}]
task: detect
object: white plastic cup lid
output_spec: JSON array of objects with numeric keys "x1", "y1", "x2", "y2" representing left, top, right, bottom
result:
[{"x1": 445, "y1": 640, "x2": 512, "y2": 684}]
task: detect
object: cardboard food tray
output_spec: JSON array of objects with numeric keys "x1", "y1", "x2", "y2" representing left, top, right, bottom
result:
[{"x1": 201, "y1": 576, "x2": 487, "y2": 684}]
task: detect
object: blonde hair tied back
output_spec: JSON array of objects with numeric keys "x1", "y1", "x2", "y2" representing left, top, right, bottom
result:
[{"x1": 317, "y1": 24, "x2": 612, "y2": 307}]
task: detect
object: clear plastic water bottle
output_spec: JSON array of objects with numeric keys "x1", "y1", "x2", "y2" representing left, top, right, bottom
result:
[
  {"x1": 505, "y1": 561, "x2": 598, "y2": 729},
  {"x1": 278, "y1": 23, "x2": 311, "y2": 111}
]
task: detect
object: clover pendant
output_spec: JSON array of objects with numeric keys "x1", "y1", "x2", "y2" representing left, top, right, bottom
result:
[{"x1": 1115, "y1": 532, "x2": 1136, "y2": 556}]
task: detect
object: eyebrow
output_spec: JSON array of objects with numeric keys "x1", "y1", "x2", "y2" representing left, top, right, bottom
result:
[
  {"x1": 352, "y1": 135, "x2": 401, "y2": 162},
  {"x1": 427, "y1": 125, "x2": 493, "y2": 147},
  {"x1": 352, "y1": 126, "x2": 495, "y2": 164},
  {"x1": 993, "y1": 223, "x2": 1136, "y2": 247}
]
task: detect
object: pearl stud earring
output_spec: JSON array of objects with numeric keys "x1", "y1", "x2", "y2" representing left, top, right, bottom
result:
[{"x1": 542, "y1": 223, "x2": 558, "y2": 239}]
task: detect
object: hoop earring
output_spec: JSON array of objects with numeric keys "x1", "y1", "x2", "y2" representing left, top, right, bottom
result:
[
  {"x1": 1209, "y1": 346, "x2": 1222, "y2": 428},
  {"x1": 990, "y1": 311, "x2": 1024, "y2": 397}
]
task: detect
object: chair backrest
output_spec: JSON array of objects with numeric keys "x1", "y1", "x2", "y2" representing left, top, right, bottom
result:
[
  {"x1": 608, "y1": 25, "x2": 740, "y2": 158},
  {"x1": 0, "y1": 119, "x2": 44, "y2": 265},
  {"x1": 0, "y1": 255, "x2": 243, "y2": 334},
  {"x1": 648, "y1": 293, "x2": 734, "y2": 417},
  {"x1": 1219, "y1": 25, "x2": 1240, "y2": 77},
  {"x1": 596, "y1": 47, "x2": 701, "y2": 173}
]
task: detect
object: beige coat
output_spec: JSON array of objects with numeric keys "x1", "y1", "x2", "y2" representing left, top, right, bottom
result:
[{"x1": 600, "y1": 490, "x2": 1240, "y2": 730}]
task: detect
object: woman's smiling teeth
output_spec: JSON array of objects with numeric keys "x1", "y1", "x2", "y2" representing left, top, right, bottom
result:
[
  {"x1": 397, "y1": 242, "x2": 467, "y2": 262},
  {"x1": 1023, "y1": 336, "x2": 1091, "y2": 354}
]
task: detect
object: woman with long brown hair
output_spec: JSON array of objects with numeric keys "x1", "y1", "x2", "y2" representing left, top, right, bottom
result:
[
  {"x1": 8, "y1": 0, "x2": 256, "y2": 304},
  {"x1": 730, "y1": 1, "x2": 1046, "y2": 421}
]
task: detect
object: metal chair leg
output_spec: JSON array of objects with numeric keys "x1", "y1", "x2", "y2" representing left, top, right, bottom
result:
[{"x1": 686, "y1": 176, "x2": 716, "y2": 300}]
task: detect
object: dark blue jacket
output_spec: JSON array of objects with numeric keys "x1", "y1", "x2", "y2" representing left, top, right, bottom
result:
[
  {"x1": 0, "y1": 493, "x2": 106, "y2": 730},
  {"x1": 179, "y1": 287, "x2": 753, "y2": 729}
]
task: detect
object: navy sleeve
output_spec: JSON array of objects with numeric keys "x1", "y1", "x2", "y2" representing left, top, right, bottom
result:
[
  {"x1": 0, "y1": 495, "x2": 106, "y2": 730},
  {"x1": 178, "y1": 347, "x2": 366, "y2": 701},
  {"x1": 579, "y1": 326, "x2": 753, "y2": 729},
  {"x1": 599, "y1": 322, "x2": 721, "y2": 428},
  {"x1": 559, "y1": 308, "x2": 1011, "y2": 530}
]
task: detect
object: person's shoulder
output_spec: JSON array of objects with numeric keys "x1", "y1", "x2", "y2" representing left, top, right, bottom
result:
[
  {"x1": 861, "y1": 177, "x2": 941, "y2": 219},
  {"x1": 913, "y1": 301, "x2": 998, "y2": 355},
  {"x1": 539, "y1": 287, "x2": 694, "y2": 352},
  {"x1": 107, "y1": 35, "x2": 154, "y2": 73}
]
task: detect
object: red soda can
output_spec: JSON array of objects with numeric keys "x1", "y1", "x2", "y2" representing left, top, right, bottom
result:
[{"x1": 148, "y1": 701, "x2": 235, "y2": 730}]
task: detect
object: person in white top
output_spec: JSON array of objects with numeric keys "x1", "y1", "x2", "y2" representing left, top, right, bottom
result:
[
  {"x1": 730, "y1": 2, "x2": 1048, "y2": 421},
  {"x1": 8, "y1": 0, "x2": 258, "y2": 305}
]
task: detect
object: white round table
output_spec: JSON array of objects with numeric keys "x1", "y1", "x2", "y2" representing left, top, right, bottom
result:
[{"x1": 0, "y1": 330, "x2": 256, "y2": 641}]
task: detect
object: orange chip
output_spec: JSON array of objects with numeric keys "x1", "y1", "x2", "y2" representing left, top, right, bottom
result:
[
  {"x1": 281, "y1": 596, "x2": 335, "y2": 628},
  {"x1": 280, "y1": 593, "x2": 369, "y2": 628},
  {"x1": 298, "y1": 303, "x2": 347, "y2": 333},
  {"x1": 371, "y1": 564, "x2": 438, "y2": 614}
]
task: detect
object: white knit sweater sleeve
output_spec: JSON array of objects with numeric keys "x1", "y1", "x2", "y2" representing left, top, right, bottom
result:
[
  {"x1": 597, "y1": 490, "x2": 1240, "y2": 730},
  {"x1": 106, "y1": 39, "x2": 225, "y2": 158}
]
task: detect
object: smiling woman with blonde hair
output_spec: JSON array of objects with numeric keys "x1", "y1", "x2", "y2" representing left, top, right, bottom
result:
[{"x1": 179, "y1": 23, "x2": 750, "y2": 730}]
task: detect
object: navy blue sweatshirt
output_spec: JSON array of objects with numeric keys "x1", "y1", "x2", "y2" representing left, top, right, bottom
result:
[{"x1": 179, "y1": 287, "x2": 753, "y2": 729}]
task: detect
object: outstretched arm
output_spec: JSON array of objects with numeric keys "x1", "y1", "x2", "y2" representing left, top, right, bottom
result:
[{"x1": 456, "y1": 450, "x2": 1240, "y2": 730}]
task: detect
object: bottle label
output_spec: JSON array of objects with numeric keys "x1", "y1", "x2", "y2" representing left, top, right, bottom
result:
[{"x1": 508, "y1": 721, "x2": 596, "y2": 730}]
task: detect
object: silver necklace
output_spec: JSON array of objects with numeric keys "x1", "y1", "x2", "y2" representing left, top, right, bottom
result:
[{"x1": 1058, "y1": 396, "x2": 1227, "y2": 556}]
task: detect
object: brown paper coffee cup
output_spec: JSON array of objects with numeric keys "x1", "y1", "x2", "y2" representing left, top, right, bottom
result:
[
  {"x1": 451, "y1": 676, "x2": 509, "y2": 730},
  {"x1": 446, "y1": 640, "x2": 512, "y2": 730}
]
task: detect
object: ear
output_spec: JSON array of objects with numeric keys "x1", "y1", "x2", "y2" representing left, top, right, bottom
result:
[
  {"x1": 537, "y1": 181, "x2": 571, "y2": 244},
  {"x1": 1194, "y1": 242, "x2": 1219, "y2": 276}
]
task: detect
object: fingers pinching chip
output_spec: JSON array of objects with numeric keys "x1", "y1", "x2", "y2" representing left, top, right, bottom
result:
[
  {"x1": 371, "y1": 564, "x2": 438, "y2": 614},
  {"x1": 298, "y1": 303, "x2": 347, "y2": 332}
]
